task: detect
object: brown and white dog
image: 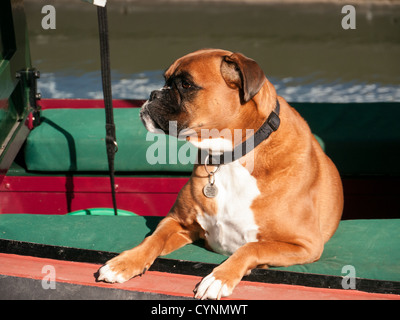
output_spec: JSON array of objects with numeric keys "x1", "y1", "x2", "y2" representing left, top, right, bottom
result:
[{"x1": 98, "y1": 49, "x2": 344, "y2": 299}]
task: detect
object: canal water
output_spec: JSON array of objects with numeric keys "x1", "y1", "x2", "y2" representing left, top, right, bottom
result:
[{"x1": 24, "y1": 0, "x2": 400, "y2": 102}]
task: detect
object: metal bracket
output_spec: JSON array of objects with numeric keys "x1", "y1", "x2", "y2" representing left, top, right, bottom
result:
[{"x1": 16, "y1": 68, "x2": 41, "y2": 127}]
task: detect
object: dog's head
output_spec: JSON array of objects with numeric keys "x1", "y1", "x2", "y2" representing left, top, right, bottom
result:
[{"x1": 140, "y1": 49, "x2": 276, "y2": 149}]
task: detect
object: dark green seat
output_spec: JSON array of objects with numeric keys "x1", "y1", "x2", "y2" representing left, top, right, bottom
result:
[
  {"x1": 292, "y1": 102, "x2": 400, "y2": 175},
  {"x1": 25, "y1": 108, "x2": 196, "y2": 173},
  {"x1": 24, "y1": 102, "x2": 400, "y2": 175}
]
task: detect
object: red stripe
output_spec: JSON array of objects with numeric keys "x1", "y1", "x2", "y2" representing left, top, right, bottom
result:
[
  {"x1": 39, "y1": 99, "x2": 146, "y2": 109},
  {"x1": 1, "y1": 253, "x2": 398, "y2": 300},
  {"x1": 0, "y1": 176, "x2": 188, "y2": 215}
]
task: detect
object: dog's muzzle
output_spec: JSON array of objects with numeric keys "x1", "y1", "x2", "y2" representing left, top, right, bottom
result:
[{"x1": 139, "y1": 101, "x2": 160, "y2": 133}]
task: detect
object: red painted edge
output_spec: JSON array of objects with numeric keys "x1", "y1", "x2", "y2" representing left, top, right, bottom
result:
[
  {"x1": 0, "y1": 176, "x2": 188, "y2": 193},
  {"x1": 39, "y1": 99, "x2": 146, "y2": 110},
  {"x1": 0, "y1": 253, "x2": 399, "y2": 300},
  {"x1": 0, "y1": 176, "x2": 188, "y2": 215}
]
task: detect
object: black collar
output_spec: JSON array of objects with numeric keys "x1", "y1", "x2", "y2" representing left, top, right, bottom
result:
[{"x1": 203, "y1": 99, "x2": 280, "y2": 165}]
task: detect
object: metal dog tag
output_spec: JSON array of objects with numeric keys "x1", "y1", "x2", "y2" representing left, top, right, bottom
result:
[
  {"x1": 203, "y1": 183, "x2": 218, "y2": 198},
  {"x1": 203, "y1": 155, "x2": 219, "y2": 199}
]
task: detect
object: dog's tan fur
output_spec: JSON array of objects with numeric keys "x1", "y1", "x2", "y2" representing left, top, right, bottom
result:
[{"x1": 98, "y1": 49, "x2": 343, "y2": 299}]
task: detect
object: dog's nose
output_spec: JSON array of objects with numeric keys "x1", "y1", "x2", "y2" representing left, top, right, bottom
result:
[{"x1": 150, "y1": 90, "x2": 162, "y2": 101}]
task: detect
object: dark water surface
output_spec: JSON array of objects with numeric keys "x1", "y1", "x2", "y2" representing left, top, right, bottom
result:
[{"x1": 25, "y1": 0, "x2": 400, "y2": 102}]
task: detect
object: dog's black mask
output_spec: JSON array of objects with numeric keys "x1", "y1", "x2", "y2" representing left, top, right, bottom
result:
[
  {"x1": 144, "y1": 87, "x2": 181, "y2": 134},
  {"x1": 140, "y1": 71, "x2": 202, "y2": 136}
]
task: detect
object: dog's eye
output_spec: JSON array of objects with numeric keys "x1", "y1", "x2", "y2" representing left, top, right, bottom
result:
[{"x1": 181, "y1": 80, "x2": 192, "y2": 89}]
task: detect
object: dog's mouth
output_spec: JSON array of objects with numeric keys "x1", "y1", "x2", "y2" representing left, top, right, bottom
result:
[
  {"x1": 139, "y1": 103, "x2": 164, "y2": 134},
  {"x1": 140, "y1": 102, "x2": 181, "y2": 136}
]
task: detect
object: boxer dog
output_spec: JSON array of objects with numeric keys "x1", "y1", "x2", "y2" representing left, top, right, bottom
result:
[{"x1": 98, "y1": 49, "x2": 343, "y2": 299}]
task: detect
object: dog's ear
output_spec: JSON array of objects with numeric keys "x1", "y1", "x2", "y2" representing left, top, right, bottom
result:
[{"x1": 220, "y1": 52, "x2": 266, "y2": 104}]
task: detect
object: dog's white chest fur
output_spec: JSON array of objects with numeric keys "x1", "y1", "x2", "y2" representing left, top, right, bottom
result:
[{"x1": 196, "y1": 160, "x2": 261, "y2": 256}]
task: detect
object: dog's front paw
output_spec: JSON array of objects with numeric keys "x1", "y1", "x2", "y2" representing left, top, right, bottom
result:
[
  {"x1": 97, "y1": 264, "x2": 131, "y2": 283},
  {"x1": 194, "y1": 273, "x2": 234, "y2": 300},
  {"x1": 97, "y1": 251, "x2": 149, "y2": 284}
]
